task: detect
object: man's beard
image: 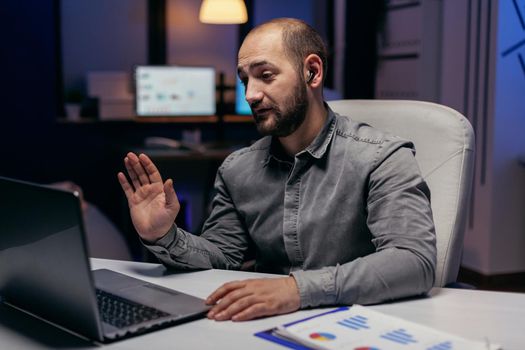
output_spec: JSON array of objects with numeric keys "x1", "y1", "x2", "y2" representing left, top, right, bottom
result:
[{"x1": 251, "y1": 78, "x2": 309, "y2": 137}]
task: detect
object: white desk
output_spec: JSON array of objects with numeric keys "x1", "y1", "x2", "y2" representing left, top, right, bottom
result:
[{"x1": 0, "y1": 258, "x2": 523, "y2": 349}]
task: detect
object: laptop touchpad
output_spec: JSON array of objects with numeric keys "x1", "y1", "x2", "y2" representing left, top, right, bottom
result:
[
  {"x1": 117, "y1": 284, "x2": 202, "y2": 315},
  {"x1": 120, "y1": 283, "x2": 178, "y2": 300}
]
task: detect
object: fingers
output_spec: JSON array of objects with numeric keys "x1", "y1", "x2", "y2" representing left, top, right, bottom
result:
[
  {"x1": 207, "y1": 287, "x2": 253, "y2": 320},
  {"x1": 163, "y1": 179, "x2": 179, "y2": 208},
  {"x1": 206, "y1": 278, "x2": 301, "y2": 322},
  {"x1": 206, "y1": 280, "x2": 246, "y2": 306},
  {"x1": 206, "y1": 285, "x2": 271, "y2": 322},
  {"x1": 124, "y1": 155, "x2": 142, "y2": 190},
  {"x1": 215, "y1": 298, "x2": 267, "y2": 322},
  {"x1": 122, "y1": 152, "x2": 164, "y2": 190},
  {"x1": 129, "y1": 152, "x2": 151, "y2": 186},
  {"x1": 126, "y1": 152, "x2": 151, "y2": 186},
  {"x1": 206, "y1": 280, "x2": 270, "y2": 321},
  {"x1": 138, "y1": 153, "x2": 163, "y2": 183},
  {"x1": 230, "y1": 303, "x2": 269, "y2": 322},
  {"x1": 117, "y1": 172, "x2": 134, "y2": 201}
]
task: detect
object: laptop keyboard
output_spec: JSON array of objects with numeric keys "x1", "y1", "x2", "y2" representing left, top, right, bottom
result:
[{"x1": 96, "y1": 289, "x2": 170, "y2": 329}]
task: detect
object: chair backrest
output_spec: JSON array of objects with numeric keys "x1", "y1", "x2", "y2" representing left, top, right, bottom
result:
[{"x1": 327, "y1": 99, "x2": 475, "y2": 287}]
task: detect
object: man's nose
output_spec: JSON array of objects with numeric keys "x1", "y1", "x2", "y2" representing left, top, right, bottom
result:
[{"x1": 245, "y1": 81, "x2": 263, "y2": 105}]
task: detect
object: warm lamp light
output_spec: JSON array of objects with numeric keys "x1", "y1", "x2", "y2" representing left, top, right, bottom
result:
[{"x1": 199, "y1": 0, "x2": 248, "y2": 24}]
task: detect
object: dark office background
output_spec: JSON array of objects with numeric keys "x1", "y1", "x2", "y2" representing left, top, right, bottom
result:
[
  {"x1": 2, "y1": 0, "x2": 524, "y2": 288},
  {"x1": 0, "y1": 0, "x2": 382, "y2": 248}
]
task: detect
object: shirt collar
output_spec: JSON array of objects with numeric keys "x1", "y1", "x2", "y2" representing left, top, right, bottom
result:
[
  {"x1": 264, "y1": 105, "x2": 337, "y2": 164},
  {"x1": 301, "y1": 106, "x2": 337, "y2": 159}
]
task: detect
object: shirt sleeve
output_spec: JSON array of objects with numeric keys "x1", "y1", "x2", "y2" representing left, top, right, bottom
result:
[
  {"x1": 291, "y1": 143, "x2": 437, "y2": 308},
  {"x1": 142, "y1": 168, "x2": 252, "y2": 271}
]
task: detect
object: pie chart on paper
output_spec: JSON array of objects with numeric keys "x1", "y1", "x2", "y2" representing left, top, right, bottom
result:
[{"x1": 309, "y1": 332, "x2": 336, "y2": 341}]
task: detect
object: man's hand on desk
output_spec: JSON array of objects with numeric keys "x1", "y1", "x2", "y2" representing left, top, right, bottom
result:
[
  {"x1": 205, "y1": 276, "x2": 301, "y2": 321},
  {"x1": 118, "y1": 152, "x2": 180, "y2": 243}
]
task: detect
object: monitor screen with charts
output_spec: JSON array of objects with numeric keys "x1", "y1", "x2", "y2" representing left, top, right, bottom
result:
[{"x1": 135, "y1": 66, "x2": 216, "y2": 117}]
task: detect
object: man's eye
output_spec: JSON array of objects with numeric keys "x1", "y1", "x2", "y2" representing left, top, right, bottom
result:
[{"x1": 261, "y1": 72, "x2": 273, "y2": 80}]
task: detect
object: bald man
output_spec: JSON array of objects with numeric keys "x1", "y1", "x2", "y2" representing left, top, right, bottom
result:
[{"x1": 118, "y1": 18, "x2": 436, "y2": 321}]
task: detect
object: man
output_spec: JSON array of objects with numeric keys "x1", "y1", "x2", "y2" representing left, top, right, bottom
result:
[{"x1": 118, "y1": 18, "x2": 436, "y2": 322}]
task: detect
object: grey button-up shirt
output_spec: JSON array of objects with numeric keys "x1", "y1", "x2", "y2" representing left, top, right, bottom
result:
[{"x1": 145, "y1": 108, "x2": 437, "y2": 308}]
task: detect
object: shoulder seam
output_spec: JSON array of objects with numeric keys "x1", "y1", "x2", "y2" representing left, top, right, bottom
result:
[
  {"x1": 335, "y1": 128, "x2": 384, "y2": 144},
  {"x1": 219, "y1": 143, "x2": 270, "y2": 172}
]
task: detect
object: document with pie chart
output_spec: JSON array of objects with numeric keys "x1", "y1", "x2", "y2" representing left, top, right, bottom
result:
[{"x1": 255, "y1": 305, "x2": 501, "y2": 350}]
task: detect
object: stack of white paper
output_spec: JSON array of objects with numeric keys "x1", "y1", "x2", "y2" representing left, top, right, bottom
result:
[{"x1": 258, "y1": 305, "x2": 501, "y2": 350}]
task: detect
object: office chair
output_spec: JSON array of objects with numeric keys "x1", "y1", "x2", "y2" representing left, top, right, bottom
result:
[
  {"x1": 327, "y1": 99, "x2": 475, "y2": 287},
  {"x1": 48, "y1": 181, "x2": 132, "y2": 261},
  {"x1": 84, "y1": 204, "x2": 133, "y2": 261}
]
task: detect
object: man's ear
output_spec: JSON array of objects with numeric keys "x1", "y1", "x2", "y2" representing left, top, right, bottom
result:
[
  {"x1": 306, "y1": 70, "x2": 314, "y2": 84},
  {"x1": 303, "y1": 54, "x2": 323, "y2": 88}
]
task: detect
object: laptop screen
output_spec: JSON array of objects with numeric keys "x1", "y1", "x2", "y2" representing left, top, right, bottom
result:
[
  {"x1": 135, "y1": 66, "x2": 216, "y2": 117},
  {"x1": 0, "y1": 177, "x2": 103, "y2": 340}
]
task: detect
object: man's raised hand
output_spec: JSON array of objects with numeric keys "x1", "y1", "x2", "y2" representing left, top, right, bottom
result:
[{"x1": 117, "y1": 152, "x2": 180, "y2": 242}]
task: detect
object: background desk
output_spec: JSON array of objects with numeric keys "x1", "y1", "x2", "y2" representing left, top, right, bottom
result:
[{"x1": 0, "y1": 258, "x2": 523, "y2": 349}]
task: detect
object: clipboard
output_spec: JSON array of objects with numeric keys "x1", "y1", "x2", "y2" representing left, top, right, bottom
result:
[
  {"x1": 254, "y1": 307, "x2": 349, "y2": 350},
  {"x1": 254, "y1": 305, "x2": 500, "y2": 350}
]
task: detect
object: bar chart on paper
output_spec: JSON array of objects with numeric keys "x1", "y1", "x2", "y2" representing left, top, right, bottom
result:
[
  {"x1": 337, "y1": 315, "x2": 369, "y2": 330},
  {"x1": 380, "y1": 329, "x2": 417, "y2": 345},
  {"x1": 269, "y1": 305, "x2": 500, "y2": 350}
]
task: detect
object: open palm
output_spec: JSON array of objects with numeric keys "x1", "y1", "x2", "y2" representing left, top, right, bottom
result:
[{"x1": 118, "y1": 152, "x2": 180, "y2": 242}]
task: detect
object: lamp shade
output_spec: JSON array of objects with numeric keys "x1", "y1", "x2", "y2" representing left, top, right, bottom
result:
[{"x1": 199, "y1": 0, "x2": 248, "y2": 24}]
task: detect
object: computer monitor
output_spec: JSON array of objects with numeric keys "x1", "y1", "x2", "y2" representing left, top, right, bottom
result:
[
  {"x1": 135, "y1": 66, "x2": 216, "y2": 117},
  {"x1": 235, "y1": 76, "x2": 252, "y2": 115}
]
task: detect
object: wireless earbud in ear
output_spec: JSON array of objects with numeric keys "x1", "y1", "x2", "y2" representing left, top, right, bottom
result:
[{"x1": 306, "y1": 71, "x2": 314, "y2": 84}]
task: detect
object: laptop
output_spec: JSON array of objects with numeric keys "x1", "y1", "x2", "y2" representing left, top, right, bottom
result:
[{"x1": 0, "y1": 176, "x2": 210, "y2": 342}]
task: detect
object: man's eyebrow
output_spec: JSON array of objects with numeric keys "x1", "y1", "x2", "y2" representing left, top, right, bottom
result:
[{"x1": 237, "y1": 60, "x2": 277, "y2": 75}]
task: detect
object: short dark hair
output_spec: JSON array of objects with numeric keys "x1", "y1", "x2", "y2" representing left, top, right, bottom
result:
[{"x1": 250, "y1": 18, "x2": 328, "y2": 82}]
